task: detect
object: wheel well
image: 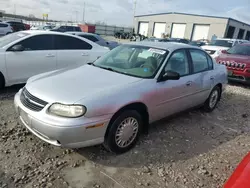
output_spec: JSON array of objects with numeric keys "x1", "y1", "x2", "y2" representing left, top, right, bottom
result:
[
  {"x1": 0, "y1": 72, "x2": 5, "y2": 89},
  {"x1": 215, "y1": 83, "x2": 222, "y2": 100},
  {"x1": 105, "y1": 103, "x2": 149, "y2": 137}
]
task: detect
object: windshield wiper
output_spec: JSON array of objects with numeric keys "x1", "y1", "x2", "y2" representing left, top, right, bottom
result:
[
  {"x1": 98, "y1": 66, "x2": 115, "y2": 72},
  {"x1": 87, "y1": 62, "x2": 96, "y2": 66}
]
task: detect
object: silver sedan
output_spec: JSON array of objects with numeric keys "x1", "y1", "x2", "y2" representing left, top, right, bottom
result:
[{"x1": 14, "y1": 42, "x2": 228, "y2": 154}]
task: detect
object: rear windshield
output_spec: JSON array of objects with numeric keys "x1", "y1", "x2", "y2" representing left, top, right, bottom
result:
[
  {"x1": 0, "y1": 32, "x2": 30, "y2": 48},
  {"x1": 227, "y1": 45, "x2": 250, "y2": 56}
]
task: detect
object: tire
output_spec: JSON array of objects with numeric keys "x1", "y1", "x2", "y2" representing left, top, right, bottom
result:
[
  {"x1": 0, "y1": 73, "x2": 5, "y2": 90},
  {"x1": 203, "y1": 86, "x2": 221, "y2": 112},
  {"x1": 103, "y1": 110, "x2": 142, "y2": 154}
]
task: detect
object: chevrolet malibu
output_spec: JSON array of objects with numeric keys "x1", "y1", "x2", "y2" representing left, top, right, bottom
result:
[{"x1": 14, "y1": 42, "x2": 228, "y2": 154}]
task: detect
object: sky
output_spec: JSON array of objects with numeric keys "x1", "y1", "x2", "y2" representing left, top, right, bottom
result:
[{"x1": 0, "y1": 0, "x2": 250, "y2": 27}]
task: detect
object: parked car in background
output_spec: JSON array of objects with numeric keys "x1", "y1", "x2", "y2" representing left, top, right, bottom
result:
[
  {"x1": 167, "y1": 38, "x2": 190, "y2": 44},
  {"x1": 215, "y1": 43, "x2": 250, "y2": 84},
  {"x1": 142, "y1": 37, "x2": 162, "y2": 42},
  {"x1": 14, "y1": 42, "x2": 227, "y2": 154},
  {"x1": 4, "y1": 21, "x2": 26, "y2": 32},
  {"x1": 202, "y1": 38, "x2": 249, "y2": 59},
  {"x1": 66, "y1": 32, "x2": 119, "y2": 49},
  {"x1": 30, "y1": 25, "x2": 55, "y2": 31},
  {"x1": 24, "y1": 23, "x2": 31, "y2": 30},
  {"x1": 0, "y1": 30, "x2": 110, "y2": 89},
  {"x1": 189, "y1": 41, "x2": 206, "y2": 47},
  {"x1": 0, "y1": 22, "x2": 13, "y2": 36},
  {"x1": 50, "y1": 25, "x2": 81, "y2": 32}
]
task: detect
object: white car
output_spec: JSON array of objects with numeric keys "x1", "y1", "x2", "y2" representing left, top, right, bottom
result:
[
  {"x1": 201, "y1": 38, "x2": 249, "y2": 59},
  {"x1": 0, "y1": 22, "x2": 13, "y2": 36},
  {"x1": 0, "y1": 30, "x2": 110, "y2": 89}
]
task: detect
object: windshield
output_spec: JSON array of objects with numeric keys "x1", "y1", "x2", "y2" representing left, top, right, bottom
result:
[
  {"x1": 227, "y1": 45, "x2": 250, "y2": 56},
  {"x1": 0, "y1": 32, "x2": 30, "y2": 48},
  {"x1": 93, "y1": 45, "x2": 168, "y2": 78},
  {"x1": 208, "y1": 40, "x2": 233, "y2": 47}
]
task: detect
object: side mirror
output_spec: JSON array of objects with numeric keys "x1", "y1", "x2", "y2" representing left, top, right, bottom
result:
[
  {"x1": 157, "y1": 70, "x2": 180, "y2": 82},
  {"x1": 221, "y1": 50, "x2": 228, "y2": 54},
  {"x1": 10, "y1": 44, "x2": 24, "y2": 52}
]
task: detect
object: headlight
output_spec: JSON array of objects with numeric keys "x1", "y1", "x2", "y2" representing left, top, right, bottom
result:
[{"x1": 48, "y1": 103, "x2": 87, "y2": 118}]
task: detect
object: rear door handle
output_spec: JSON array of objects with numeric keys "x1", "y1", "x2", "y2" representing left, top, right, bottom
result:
[
  {"x1": 186, "y1": 81, "x2": 192, "y2": 86},
  {"x1": 210, "y1": 76, "x2": 215, "y2": 80},
  {"x1": 46, "y1": 54, "x2": 55, "y2": 57}
]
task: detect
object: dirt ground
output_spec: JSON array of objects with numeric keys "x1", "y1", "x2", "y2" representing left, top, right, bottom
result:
[{"x1": 0, "y1": 83, "x2": 250, "y2": 188}]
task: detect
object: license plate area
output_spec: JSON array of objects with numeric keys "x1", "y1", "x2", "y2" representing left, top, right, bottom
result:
[
  {"x1": 20, "y1": 109, "x2": 30, "y2": 126},
  {"x1": 228, "y1": 70, "x2": 233, "y2": 76}
]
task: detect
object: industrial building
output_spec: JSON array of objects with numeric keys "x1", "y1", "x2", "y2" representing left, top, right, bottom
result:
[{"x1": 134, "y1": 12, "x2": 250, "y2": 41}]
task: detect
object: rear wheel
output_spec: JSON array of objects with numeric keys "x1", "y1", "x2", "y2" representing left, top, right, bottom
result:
[
  {"x1": 203, "y1": 86, "x2": 221, "y2": 112},
  {"x1": 103, "y1": 110, "x2": 142, "y2": 154},
  {"x1": 0, "y1": 73, "x2": 5, "y2": 90}
]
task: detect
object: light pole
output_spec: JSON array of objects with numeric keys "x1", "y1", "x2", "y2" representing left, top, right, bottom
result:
[{"x1": 133, "y1": 0, "x2": 137, "y2": 33}]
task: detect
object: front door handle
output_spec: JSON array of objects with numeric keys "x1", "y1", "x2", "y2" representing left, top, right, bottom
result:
[
  {"x1": 46, "y1": 54, "x2": 55, "y2": 57},
  {"x1": 186, "y1": 81, "x2": 192, "y2": 86},
  {"x1": 210, "y1": 76, "x2": 215, "y2": 80}
]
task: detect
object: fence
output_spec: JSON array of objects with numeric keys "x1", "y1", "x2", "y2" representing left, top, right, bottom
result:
[
  {"x1": 95, "y1": 25, "x2": 133, "y2": 36},
  {"x1": 20, "y1": 20, "x2": 133, "y2": 36}
]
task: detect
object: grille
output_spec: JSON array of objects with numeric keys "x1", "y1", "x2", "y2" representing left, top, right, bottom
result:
[
  {"x1": 20, "y1": 88, "x2": 48, "y2": 112},
  {"x1": 218, "y1": 61, "x2": 246, "y2": 70}
]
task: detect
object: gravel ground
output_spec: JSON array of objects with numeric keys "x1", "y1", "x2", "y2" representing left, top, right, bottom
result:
[{"x1": 0, "y1": 83, "x2": 250, "y2": 188}]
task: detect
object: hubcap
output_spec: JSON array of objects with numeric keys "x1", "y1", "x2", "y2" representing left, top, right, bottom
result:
[
  {"x1": 209, "y1": 90, "x2": 219, "y2": 108},
  {"x1": 115, "y1": 117, "x2": 139, "y2": 148}
]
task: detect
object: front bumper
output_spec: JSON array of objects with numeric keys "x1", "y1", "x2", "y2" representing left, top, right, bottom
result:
[
  {"x1": 14, "y1": 89, "x2": 112, "y2": 148},
  {"x1": 228, "y1": 69, "x2": 250, "y2": 84}
]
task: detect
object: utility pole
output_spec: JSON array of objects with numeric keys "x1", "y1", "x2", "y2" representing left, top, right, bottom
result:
[
  {"x1": 13, "y1": 4, "x2": 16, "y2": 17},
  {"x1": 132, "y1": 0, "x2": 137, "y2": 33},
  {"x1": 82, "y1": 2, "x2": 85, "y2": 24}
]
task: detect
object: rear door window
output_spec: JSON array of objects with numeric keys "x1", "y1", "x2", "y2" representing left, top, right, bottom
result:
[
  {"x1": 0, "y1": 23, "x2": 8, "y2": 28},
  {"x1": 55, "y1": 35, "x2": 92, "y2": 50},
  {"x1": 189, "y1": 49, "x2": 209, "y2": 73}
]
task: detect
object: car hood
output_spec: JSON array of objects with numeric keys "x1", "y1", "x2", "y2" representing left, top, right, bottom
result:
[
  {"x1": 216, "y1": 54, "x2": 250, "y2": 67},
  {"x1": 26, "y1": 65, "x2": 142, "y2": 104},
  {"x1": 202, "y1": 45, "x2": 229, "y2": 51}
]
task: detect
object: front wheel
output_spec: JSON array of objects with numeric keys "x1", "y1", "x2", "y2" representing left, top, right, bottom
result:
[
  {"x1": 103, "y1": 110, "x2": 142, "y2": 154},
  {"x1": 203, "y1": 86, "x2": 221, "y2": 112}
]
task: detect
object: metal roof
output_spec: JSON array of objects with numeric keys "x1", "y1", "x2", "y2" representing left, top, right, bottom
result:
[{"x1": 135, "y1": 12, "x2": 250, "y2": 27}]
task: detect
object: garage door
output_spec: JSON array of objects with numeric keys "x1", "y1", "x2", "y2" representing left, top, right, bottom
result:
[
  {"x1": 153, "y1": 23, "x2": 166, "y2": 38},
  {"x1": 192, "y1": 25, "x2": 210, "y2": 41},
  {"x1": 171, "y1": 24, "x2": 186, "y2": 38},
  {"x1": 138, "y1": 22, "x2": 149, "y2": 37}
]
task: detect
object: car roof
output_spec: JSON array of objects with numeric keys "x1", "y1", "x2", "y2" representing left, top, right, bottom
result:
[
  {"x1": 66, "y1": 31, "x2": 96, "y2": 36},
  {"x1": 127, "y1": 41, "x2": 200, "y2": 51},
  {"x1": 19, "y1": 30, "x2": 69, "y2": 35}
]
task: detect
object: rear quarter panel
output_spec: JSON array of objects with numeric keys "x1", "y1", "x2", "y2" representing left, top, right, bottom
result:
[{"x1": 213, "y1": 61, "x2": 228, "y2": 91}]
